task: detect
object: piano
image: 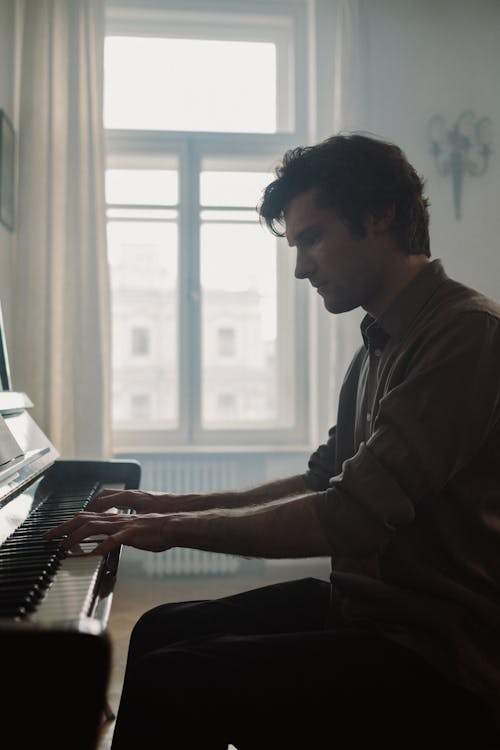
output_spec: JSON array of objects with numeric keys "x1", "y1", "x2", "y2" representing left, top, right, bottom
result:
[{"x1": 0, "y1": 341, "x2": 140, "y2": 747}]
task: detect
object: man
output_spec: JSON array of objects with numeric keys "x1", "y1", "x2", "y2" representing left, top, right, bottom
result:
[{"x1": 45, "y1": 134, "x2": 500, "y2": 748}]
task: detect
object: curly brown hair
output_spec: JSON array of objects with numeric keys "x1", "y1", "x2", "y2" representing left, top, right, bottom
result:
[{"x1": 258, "y1": 133, "x2": 430, "y2": 256}]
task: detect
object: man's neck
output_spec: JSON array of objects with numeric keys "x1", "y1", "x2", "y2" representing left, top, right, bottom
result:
[{"x1": 365, "y1": 254, "x2": 430, "y2": 319}]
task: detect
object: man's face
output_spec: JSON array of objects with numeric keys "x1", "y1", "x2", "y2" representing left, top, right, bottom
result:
[{"x1": 285, "y1": 188, "x2": 386, "y2": 315}]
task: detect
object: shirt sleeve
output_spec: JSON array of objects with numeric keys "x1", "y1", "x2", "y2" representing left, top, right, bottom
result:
[
  {"x1": 303, "y1": 425, "x2": 337, "y2": 491},
  {"x1": 316, "y1": 310, "x2": 500, "y2": 558}
]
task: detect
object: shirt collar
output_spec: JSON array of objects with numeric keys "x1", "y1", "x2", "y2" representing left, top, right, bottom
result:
[{"x1": 360, "y1": 259, "x2": 448, "y2": 351}]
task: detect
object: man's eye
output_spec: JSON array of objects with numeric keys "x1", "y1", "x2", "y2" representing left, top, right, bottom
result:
[{"x1": 296, "y1": 233, "x2": 320, "y2": 252}]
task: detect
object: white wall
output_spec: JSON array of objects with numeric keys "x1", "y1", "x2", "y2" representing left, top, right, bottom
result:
[
  {"x1": 0, "y1": 0, "x2": 15, "y2": 344},
  {"x1": 359, "y1": 0, "x2": 500, "y2": 300}
]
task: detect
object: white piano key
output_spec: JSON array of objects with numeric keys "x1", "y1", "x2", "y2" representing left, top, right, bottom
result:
[{"x1": 29, "y1": 543, "x2": 104, "y2": 623}]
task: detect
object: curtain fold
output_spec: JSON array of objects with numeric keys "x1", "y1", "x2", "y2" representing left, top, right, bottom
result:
[
  {"x1": 12, "y1": 0, "x2": 111, "y2": 459},
  {"x1": 311, "y1": 0, "x2": 363, "y2": 141},
  {"x1": 310, "y1": 0, "x2": 366, "y2": 424},
  {"x1": 332, "y1": 0, "x2": 363, "y2": 133},
  {"x1": 330, "y1": 0, "x2": 366, "y2": 407}
]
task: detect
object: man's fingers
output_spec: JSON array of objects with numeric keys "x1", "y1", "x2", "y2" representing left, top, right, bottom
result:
[
  {"x1": 62, "y1": 514, "x2": 139, "y2": 549},
  {"x1": 43, "y1": 511, "x2": 130, "y2": 540},
  {"x1": 67, "y1": 533, "x2": 122, "y2": 557},
  {"x1": 87, "y1": 489, "x2": 131, "y2": 512}
]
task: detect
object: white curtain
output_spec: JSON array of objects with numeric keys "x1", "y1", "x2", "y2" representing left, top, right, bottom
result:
[
  {"x1": 311, "y1": 0, "x2": 363, "y2": 141},
  {"x1": 332, "y1": 0, "x2": 363, "y2": 133},
  {"x1": 330, "y1": 0, "x2": 365, "y2": 405},
  {"x1": 12, "y1": 0, "x2": 111, "y2": 459},
  {"x1": 310, "y1": 0, "x2": 365, "y2": 423}
]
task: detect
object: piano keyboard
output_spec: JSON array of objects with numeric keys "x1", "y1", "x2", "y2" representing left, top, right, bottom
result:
[{"x1": 0, "y1": 481, "x2": 124, "y2": 625}]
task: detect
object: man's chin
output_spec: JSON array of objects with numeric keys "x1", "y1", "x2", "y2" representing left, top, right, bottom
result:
[{"x1": 323, "y1": 296, "x2": 358, "y2": 314}]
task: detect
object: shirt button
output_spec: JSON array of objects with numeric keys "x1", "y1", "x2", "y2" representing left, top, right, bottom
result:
[{"x1": 374, "y1": 348, "x2": 382, "y2": 357}]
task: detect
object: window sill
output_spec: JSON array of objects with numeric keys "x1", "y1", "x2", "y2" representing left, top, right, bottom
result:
[{"x1": 114, "y1": 444, "x2": 313, "y2": 457}]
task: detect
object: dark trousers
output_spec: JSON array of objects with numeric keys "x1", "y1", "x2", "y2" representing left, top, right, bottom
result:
[{"x1": 110, "y1": 577, "x2": 498, "y2": 749}]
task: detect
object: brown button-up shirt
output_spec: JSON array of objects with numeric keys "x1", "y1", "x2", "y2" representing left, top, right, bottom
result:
[{"x1": 305, "y1": 259, "x2": 500, "y2": 717}]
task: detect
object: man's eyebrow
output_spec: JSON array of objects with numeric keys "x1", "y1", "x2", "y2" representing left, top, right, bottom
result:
[{"x1": 289, "y1": 224, "x2": 320, "y2": 247}]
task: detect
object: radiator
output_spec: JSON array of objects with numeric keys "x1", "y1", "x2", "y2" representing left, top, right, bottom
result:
[{"x1": 140, "y1": 454, "x2": 255, "y2": 494}]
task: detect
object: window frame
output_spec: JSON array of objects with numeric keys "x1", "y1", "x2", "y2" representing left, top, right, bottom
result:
[{"x1": 105, "y1": 0, "x2": 312, "y2": 452}]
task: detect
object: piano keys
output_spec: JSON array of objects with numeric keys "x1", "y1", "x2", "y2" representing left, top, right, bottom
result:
[
  {"x1": 0, "y1": 389, "x2": 141, "y2": 749},
  {"x1": 0, "y1": 463, "x2": 140, "y2": 623}
]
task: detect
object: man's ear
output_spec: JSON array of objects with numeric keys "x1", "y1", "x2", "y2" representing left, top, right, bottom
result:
[{"x1": 366, "y1": 205, "x2": 395, "y2": 234}]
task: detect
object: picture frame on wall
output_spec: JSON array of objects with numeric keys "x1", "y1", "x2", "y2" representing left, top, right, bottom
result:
[{"x1": 0, "y1": 110, "x2": 15, "y2": 232}]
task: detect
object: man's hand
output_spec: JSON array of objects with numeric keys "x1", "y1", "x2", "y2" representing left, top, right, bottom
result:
[
  {"x1": 43, "y1": 511, "x2": 177, "y2": 555},
  {"x1": 85, "y1": 488, "x2": 200, "y2": 515}
]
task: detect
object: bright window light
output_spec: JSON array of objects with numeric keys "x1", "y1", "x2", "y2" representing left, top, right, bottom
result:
[
  {"x1": 104, "y1": 36, "x2": 277, "y2": 133},
  {"x1": 106, "y1": 169, "x2": 178, "y2": 205},
  {"x1": 200, "y1": 171, "x2": 274, "y2": 207}
]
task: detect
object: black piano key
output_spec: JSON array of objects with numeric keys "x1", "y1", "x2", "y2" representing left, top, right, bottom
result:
[
  {"x1": 1, "y1": 584, "x2": 43, "y2": 601},
  {"x1": 0, "y1": 566, "x2": 58, "y2": 580},
  {"x1": 0, "y1": 574, "x2": 44, "y2": 589},
  {"x1": 0, "y1": 545, "x2": 62, "y2": 558},
  {"x1": 1, "y1": 545, "x2": 64, "y2": 556},
  {"x1": 0, "y1": 606, "x2": 27, "y2": 618},
  {"x1": 2, "y1": 550, "x2": 59, "y2": 569},
  {"x1": 0, "y1": 538, "x2": 62, "y2": 548},
  {"x1": 0, "y1": 588, "x2": 42, "y2": 609}
]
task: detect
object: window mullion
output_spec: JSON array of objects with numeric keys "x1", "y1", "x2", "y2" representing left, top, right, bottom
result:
[{"x1": 179, "y1": 138, "x2": 202, "y2": 443}]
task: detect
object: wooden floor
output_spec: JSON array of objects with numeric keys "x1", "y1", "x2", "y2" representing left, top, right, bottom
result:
[{"x1": 96, "y1": 553, "x2": 331, "y2": 750}]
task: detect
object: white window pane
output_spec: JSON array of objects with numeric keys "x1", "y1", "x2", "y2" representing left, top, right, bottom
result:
[
  {"x1": 201, "y1": 223, "x2": 276, "y2": 332},
  {"x1": 200, "y1": 222, "x2": 284, "y2": 428},
  {"x1": 200, "y1": 171, "x2": 274, "y2": 207},
  {"x1": 106, "y1": 169, "x2": 178, "y2": 205},
  {"x1": 107, "y1": 221, "x2": 179, "y2": 428},
  {"x1": 104, "y1": 37, "x2": 276, "y2": 133}
]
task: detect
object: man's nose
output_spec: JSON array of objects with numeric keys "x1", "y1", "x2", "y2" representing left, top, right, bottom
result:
[{"x1": 294, "y1": 251, "x2": 313, "y2": 279}]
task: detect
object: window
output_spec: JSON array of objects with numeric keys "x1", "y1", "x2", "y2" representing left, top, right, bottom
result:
[
  {"x1": 217, "y1": 328, "x2": 236, "y2": 357},
  {"x1": 105, "y1": 1, "x2": 310, "y2": 450},
  {"x1": 131, "y1": 327, "x2": 151, "y2": 356},
  {"x1": 131, "y1": 394, "x2": 152, "y2": 421},
  {"x1": 217, "y1": 392, "x2": 237, "y2": 417}
]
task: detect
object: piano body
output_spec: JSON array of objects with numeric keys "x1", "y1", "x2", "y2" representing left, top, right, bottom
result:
[{"x1": 0, "y1": 389, "x2": 141, "y2": 749}]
